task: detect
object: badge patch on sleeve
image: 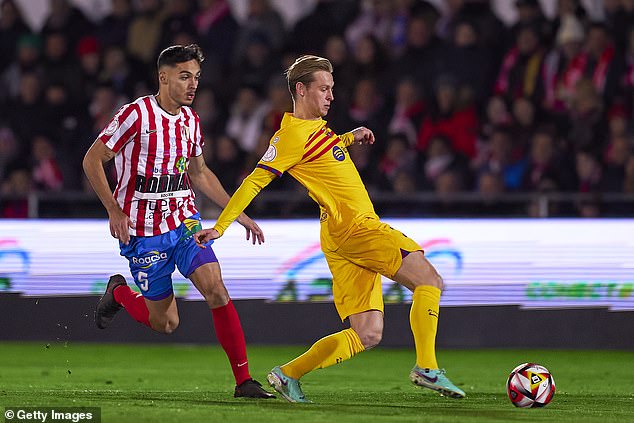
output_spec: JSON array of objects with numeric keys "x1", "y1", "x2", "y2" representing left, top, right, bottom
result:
[
  {"x1": 261, "y1": 145, "x2": 277, "y2": 162},
  {"x1": 104, "y1": 117, "x2": 119, "y2": 135}
]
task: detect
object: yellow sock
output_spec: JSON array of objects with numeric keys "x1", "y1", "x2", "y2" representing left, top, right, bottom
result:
[
  {"x1": 281, "y1": 328, "x2": 365, "y2": 379},
  {"x1": 410, "y1": 285, "x2": 441, "y2": 369}
]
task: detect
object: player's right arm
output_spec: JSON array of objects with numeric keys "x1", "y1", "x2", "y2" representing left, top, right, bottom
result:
[
  {"x1": 83, "y1": 103, "x2": 139, "y2": 245},
  {"x1": 83, "y1": 139, "x2": 134, "y2": 245}
]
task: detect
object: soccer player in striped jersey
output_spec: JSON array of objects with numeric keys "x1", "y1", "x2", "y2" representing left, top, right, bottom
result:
[
  {"x1": 82, "y1": 44, "x2": 274, "y2": 399},
  {"x1": 194, "y1": 55, "x2": 466, "y2": 402}
]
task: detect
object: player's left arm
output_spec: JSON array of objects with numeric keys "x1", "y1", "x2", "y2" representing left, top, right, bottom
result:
[
  {"x1": 187, "y1": 154, "x2": 264, "y2": 244},
  {"x1": 340, "y1": 127, "x2": 375, "y2": 146}
]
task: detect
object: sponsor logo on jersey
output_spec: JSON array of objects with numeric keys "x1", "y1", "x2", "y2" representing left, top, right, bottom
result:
[
  {"x1": 135, "y1": 173, "x2": 190, "y2": 196},
  {"x1": 332, "y1": 145, "x2": 345, "y2": 161}
]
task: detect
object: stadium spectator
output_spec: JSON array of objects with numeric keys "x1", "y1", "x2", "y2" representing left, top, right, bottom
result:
[
  {"x1": 444, "y1": 18, "x2": 495, "y2": 107},
  {"x1": 0, "y1": 166, "x2": 31, "y2": 218},
  {"x1": 0, "y1": 0, "x2": 30, "y2": 74},
  {"x1": 420, "y1": 134, "x2": 469, "y2": 191},
  {"x1": 96, "y1": 0, "x2": 132, "y2": 49},
  {"x1": 82, "y1": 44, "x2": 275, "y2": 399},
  {"x1": 0, "y1": 126, "x2": 19, "y2": 182},
  {"x1": 76, "y1": 36, "x2": 102, "y2": 105},
  {"x1": 4, "y1": 72, "x2": 49, "y2": 156},
  {"x1": 193, "y1": 86, "x2": 225, "y2": 136},
  {"x1": 542, "y1": 13, "x2": 586, "y2": 115},
  {"x1": 494, "y1": 23, "x2": 545, "y2": 105},
  {"x1": 510, "y1": 96, "x2": 538, "y2": 154},
  {"x1": 342, "y1": 77, "x2": 389, "y2": 147},
  {"x1": 41, "y1": 0, "x2": 92, "y2": 49},
  {"x1": 98, "y1": 45, "x2": 141, "y2": 99},
  {"x1": 476, "y1": 126, "x2": 525, "y2": 191},
  {"x1": 481, "y1": 95, "x2": 513, "y2": 139},
  {"x1": 623, "y1": 25, "x2": 634, "y2": 117},
  {"x1": 602, "y1": 0, "x2": 634, "y2": 52},
  {"x1": 195, "y1": 0, "x2": 239, "y2": 66},
  {"x1": 387, "y1": 77, "x2": 425, "y2": 146},
  {"x1": 30, "y1": 134, "x2": 63, "y2": 191},
  {"x1": 225, "y1": 85, "x2": 269, "y2": 153},
  {"x1": 521, "y1": 128, "x2": 574, "y2": 191},
  {"x1": 416, "y1": 74, "x2": 479, "y2": 159},
  {"x1": 377, "y1": 132, "x2": 416, "y2": 190},
  {"x1": 511, "y1": 0, "x2": 552, "y2": 44},
  {"x1": 575, "y1": 149, "x2": 603, "y2": 192},
  {"x1": 261, "y1": 75, "x2": 293, "y2": 134},
  {"x1": 566, "y1": 78, "x2": 608, "y2": 155},
  {"x1": 551, "y1": 0, "x2": 587, "y2": 38},
  {"x1": 158, "y1": 0, "x2": 197, "y2": 55},
  {"x1": 624, "y1": 154, "x2": 634, "y2": 193},
  {"x1": 195, "y1": 54, "x2": 466, "y2": 402},
  {"x1": 390, "y1": 12, "x2": 446, "y2": 98},
  {"x1": 576, "y1": 22, "x2": 623, "y2": 104},
  {"x1": 228, "y1": 31, "x2": 281, "y2": 95},
  {"x1": 350, "y1": 33, "x2": 390, "y2": 84},
  {"x1": 232, "y1": 0, "x2": 286, "y2": 64},
  {"x1": 288, "y1": 0, "x2": 359, "y2": 53},
  {"x1": 0, "y1": 33, "x2": 43, "y2": 102},
  {"x1": 41, "y1": 31, "x2": 82, "y2": 101},
  {"x1": 602, "y1": 134, "x2": 631, "y2": 192},
  {"x1": 206, "y1": 134, "x2": 247, "y2": 193},
  {"x1": 127, "y1": 0, "x2": 165, "y2": 65}
]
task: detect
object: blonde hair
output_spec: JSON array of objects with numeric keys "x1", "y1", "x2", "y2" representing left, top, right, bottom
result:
[{"x1": 285, "y1": 55, "x2": 333, "y2": 100}]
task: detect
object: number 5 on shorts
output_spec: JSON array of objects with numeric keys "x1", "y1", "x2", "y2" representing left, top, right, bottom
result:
[{"x1": 138, "y1": 271, "x2": 149, "y2": 291}]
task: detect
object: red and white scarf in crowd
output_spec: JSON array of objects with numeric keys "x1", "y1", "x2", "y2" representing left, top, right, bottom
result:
[
  {"x1": 494, "y1": 47, "x2": 543, "y2": 99},
  {"x1": 563, "y1": 45, "x2": 615, "y2": 93}
]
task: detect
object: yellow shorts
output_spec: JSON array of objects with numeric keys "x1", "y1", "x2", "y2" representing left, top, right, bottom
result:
[{"x1": 323, "y1": 218, "x2": 422, "y2": 320}]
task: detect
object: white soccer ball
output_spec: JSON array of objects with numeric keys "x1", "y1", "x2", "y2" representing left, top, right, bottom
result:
[{"x1": 506, "y1": 362, "x2": 555, "y2": 408}]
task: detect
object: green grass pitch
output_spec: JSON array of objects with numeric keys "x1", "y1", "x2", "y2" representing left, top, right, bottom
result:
[{"x1": 1, "y1": 342, "x2": 633, "y2": 422}]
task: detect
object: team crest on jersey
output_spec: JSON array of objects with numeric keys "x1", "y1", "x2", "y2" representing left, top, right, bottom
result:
[
  {"x1": 261, "y1": 145, "x2": 277, "y2": 162},
  {"x1": 175, "y1": 156, "x2": 187, "y2": 173},
  {"x1": 181, "y1": 125, "x2": 190, "y2": 141},
  {"x1": 332, "y1": 146, "x2": 345, "y2": 161},
  {"x1": 104, "y1": 117, "x2": 119, "y2": 135}
]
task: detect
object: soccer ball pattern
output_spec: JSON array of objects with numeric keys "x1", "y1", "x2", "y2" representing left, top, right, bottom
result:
[{"x1": 506, "y1": 363, "x2": 555, "y2": 408}]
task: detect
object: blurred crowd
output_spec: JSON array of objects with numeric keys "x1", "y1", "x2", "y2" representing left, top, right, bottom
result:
[{"x1": 1, "y1": 0, "x2": 634, "y2": 218}]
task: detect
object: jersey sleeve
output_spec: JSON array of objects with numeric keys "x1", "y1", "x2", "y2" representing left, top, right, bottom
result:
[
  {"x1": 99, "y1": 103, "x2": 140, "y2": 153},
  {"x1": 255, "y1": 130, "x2": 304, "y2": 177},
  {"x1": 191, "y1": 108, "x2": 204, "y2": 156},
  {"x1": 340, "y1": 131, "x2": 355, "y2": 147},
  {"x1": 213, "y1": 167, "x2": 276, "y2": 236}
]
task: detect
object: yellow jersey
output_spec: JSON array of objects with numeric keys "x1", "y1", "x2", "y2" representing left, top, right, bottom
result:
[{"x1": 213, "y1": 113, "x2": 378, "y2": 249}]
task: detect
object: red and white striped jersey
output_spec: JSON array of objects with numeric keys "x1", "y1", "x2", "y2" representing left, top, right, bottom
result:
[{"x1": 98, "y1": 95, "x2": 203, "y2": 236}]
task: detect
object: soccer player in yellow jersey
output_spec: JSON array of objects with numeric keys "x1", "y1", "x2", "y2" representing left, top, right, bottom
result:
[{"x1": 194, "y1": 55, "x2": 466, "y2": 402}]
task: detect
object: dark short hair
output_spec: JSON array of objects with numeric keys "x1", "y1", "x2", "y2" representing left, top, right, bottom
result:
[{"x1": 157, "y1": 44, "x2": 204, "y2": 70}]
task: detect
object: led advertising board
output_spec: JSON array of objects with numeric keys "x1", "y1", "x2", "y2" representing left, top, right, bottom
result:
[{"x1": 1, "y1": 219, "x2": 633, "y2": 310}]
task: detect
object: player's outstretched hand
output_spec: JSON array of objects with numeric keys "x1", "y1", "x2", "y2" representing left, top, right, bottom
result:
[
  {"x1": 194, "y1": 228, "x2": 220, "y2": 248},
  {"x1": 351, "y1": 126, "x2": 375, "y2": 145},
  {"x1": 108, "y1": 208, "x2": 134, "y2": 245},
  {"x1": 237, "y1": 214, "x2": 265, "y2": 245}
]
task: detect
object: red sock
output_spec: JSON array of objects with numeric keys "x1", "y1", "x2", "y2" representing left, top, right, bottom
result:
[
  {"x1": 113, "y1": 285, "x2": 151, "y2": 328},
  {"x1": 211, "y1": 300, "x2": 250, "y2": 385}
]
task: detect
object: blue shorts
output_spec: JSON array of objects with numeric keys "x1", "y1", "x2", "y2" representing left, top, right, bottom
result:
[{"x1": 119, "y1": 213, "x2": 217, "y2": 301}]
